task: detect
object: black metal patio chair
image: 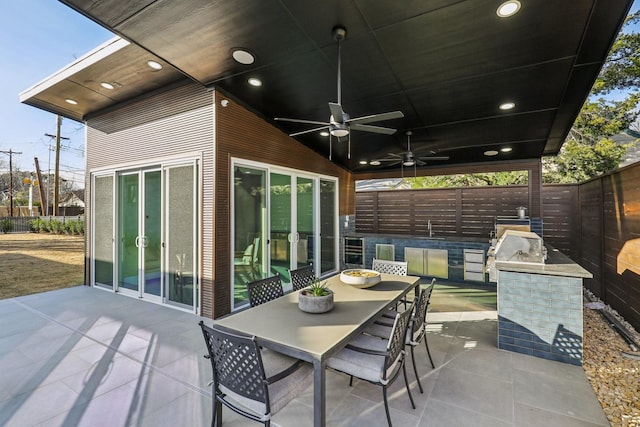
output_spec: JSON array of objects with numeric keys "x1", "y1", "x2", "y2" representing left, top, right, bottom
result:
[
  {"x1": 199, "y1": 321, "x2": 313, "y2": 426},
  {"x1": 288, "y1": 263, "x2": 315, "y2": 291},
  {"x1": 247, "y1": 274, "x2": 283, "y2": 307},
  {"x1": 326, "y1": 300, "x2": 416, "y2": 427},
  {"x1": 366, "y1": 279, "x2": 437, "y2": 393}
]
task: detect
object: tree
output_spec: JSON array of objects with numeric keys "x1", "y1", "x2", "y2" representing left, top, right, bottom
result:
[{"x1": 543, "y1": 11, "x2": 640, "y2": 183}]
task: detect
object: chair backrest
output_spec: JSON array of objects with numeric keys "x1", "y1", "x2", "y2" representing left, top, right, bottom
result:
[
  {"x1": 372, "y1": 258, "x2": 408, "y2": 276},
  {"x1": 247, "y1": 274, "x2": 283, "y2": 307},
  {"x1": 199, "y1": 321, "x2": 269, "y2": 407},
  {"x1": 384, "y1": 300, "x2": 414, "y2": 379},
  {"x1": 251, "y1": 236, "x2": 260, "y2": 267},
  {"x1": 289, "y1": 264, "x2": 315, "y2": 291},
  {"x1": 411, "y1": 279, "x2": 435, "y2": 342}
]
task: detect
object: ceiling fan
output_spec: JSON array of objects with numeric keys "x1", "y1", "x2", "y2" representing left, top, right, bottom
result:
[
  {"x1": 274, "y1": 26, "x2": 404, "y2": 159},
  {"x1": 370, "y1": 131, "x2": 449, "y2": 167}
]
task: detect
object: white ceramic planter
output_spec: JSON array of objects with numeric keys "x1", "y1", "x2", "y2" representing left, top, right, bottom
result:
[{"x1": 298, "y1": 290, "x2": 334, "y2": 314}]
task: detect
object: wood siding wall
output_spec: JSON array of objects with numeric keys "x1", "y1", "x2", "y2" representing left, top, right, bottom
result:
[{"x1": 213, "y1": 91, "x2": 354, "y2": 318}]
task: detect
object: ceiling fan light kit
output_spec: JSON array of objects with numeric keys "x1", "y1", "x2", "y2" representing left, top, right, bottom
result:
[{"x1": 274, "y1": 26, "x2": 404, "y2": 160}]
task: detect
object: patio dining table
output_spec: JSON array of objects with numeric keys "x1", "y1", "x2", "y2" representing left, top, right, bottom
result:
[{"x1": 214, "y1": 272, "x2": 420, "y2": 426}]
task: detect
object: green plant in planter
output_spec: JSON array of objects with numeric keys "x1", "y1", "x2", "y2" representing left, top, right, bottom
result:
[{"x1": 305, "y1": 278, "x2": 331, "y2": 296}]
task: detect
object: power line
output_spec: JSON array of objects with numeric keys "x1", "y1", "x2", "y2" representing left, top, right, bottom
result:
[{"x1": 0, "y1": 149, "x2": 23, "y2": 217}]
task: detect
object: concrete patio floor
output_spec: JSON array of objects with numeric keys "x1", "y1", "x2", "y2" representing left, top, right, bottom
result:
[{"x1": 0, "y1": 285, "x2": 608, "y2": 427}]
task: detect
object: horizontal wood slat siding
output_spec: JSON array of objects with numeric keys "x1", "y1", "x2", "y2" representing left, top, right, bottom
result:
[
  {"x1": 86, "y1": 82, "x2": 215, "y2": 316},
  {"x1": 213, "y1": 92, "x2": 353, "y2": 317}
]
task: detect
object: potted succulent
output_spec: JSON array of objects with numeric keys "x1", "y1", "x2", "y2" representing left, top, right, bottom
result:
[{"x1": 298, "y1": 278, "x2": 334, "y2": 313}]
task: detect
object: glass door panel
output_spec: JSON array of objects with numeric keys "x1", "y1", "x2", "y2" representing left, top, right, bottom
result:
[
  {"x1": 270, "y1": 173, "x2": 292, "y2": 282},
  {"x1": 233, "y1": 165, "x2": 266, "y2": 308},
  {"x1": 118, "y1": 173, "x2": 140, "y2": 292},
  {"x1": 94, "y1": 175, "x2": 114, "y2": 289},
  {"x1": 296, "y1": 176, "x2": 315, "y2": 270},
  {"x1": 143, "y1": 170, "x2": 162, "y2": 298},
  {"x1": 320, "y1": 179, "x2": 337, "y2": 275},
  {"x1": 166, "y1": 164, "x2": 197, "y2": 307}
]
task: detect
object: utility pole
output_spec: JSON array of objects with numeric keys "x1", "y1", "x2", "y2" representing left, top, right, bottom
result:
[
  {"x1": 0, "y1": 149, "x2": 22, "y2": 217},
  {"x1": 45, "y1": 115, "x2": 69, "y2": 217},
  {"x1": 34, "y1": 157, "x2": 46, "y2": 216}
]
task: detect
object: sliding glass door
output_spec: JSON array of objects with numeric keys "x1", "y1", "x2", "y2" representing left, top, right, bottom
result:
[
  {"x1": 91, "y1": 160, "x2": 198, "y2": 311},
  {"x1": 232, "y1": 159, "x2": 338, "y2": 309}
]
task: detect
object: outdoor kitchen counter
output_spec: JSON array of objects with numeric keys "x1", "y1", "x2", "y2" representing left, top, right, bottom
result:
[
  {"x1": 495, "y1": 244, "x2": 591, "y2": 366},
  {"x1": 495, "y1": 245, "x2": 592, "y2": 278}
]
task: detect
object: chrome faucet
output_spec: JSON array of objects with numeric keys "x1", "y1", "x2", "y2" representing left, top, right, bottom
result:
[{"x1": 428, "y1": 220, "x2": 433, "y2": 237}]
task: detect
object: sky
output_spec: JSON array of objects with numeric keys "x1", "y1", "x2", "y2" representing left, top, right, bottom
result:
[
  {"x1": 0, "y1": 1, "x2": 638, "y2": 189},
  {"x1": 0, "y1": 1, "x2": 112, "y2": 187}
]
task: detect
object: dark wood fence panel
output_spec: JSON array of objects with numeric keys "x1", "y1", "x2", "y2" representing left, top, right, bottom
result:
[
  {"x1": 357, "y1": 185, "x2": 529, "y2": 239},
  {"x1": 579, "y1": 179, "x2": 604, "y2": 298},
  {"x1": 542, "y1": 185, "x2": 578, "y2": 257},
  {"x1": 460, "y1": 186, "x2": 528, "y2": 237},
  {"x1": 599, "y1": 167, "x2": 640, "y2": 330}
]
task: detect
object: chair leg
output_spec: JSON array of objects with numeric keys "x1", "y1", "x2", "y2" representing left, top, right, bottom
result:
[
  {"x1": 424, "y1": 337, "x2": 435, "y2": 369},
  {"x1": 402, "y1": 361, "x2": 416, "y2": 409},
  {"x1": 213, "y1": 398, "x2": 222, "y2": 427},
  {"x1": 349, "y1": 375, "x2": 354, "y2": 386},
  {"x1": 382, "y1": 386, "x2": 393, "y2": 427},
  {"x1": 410, "y1": 345, "x2": 423, "y2": 393}
]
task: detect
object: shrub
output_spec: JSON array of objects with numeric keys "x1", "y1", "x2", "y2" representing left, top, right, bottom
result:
[
  {"x1": 0, "y1": 219, "x2": 13, "y2": 234},
  {"x1": 29, "y1": 218, "x2": 41, "y2": 233}
]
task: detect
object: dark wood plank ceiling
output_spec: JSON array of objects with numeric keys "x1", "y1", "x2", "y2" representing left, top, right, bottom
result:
[{"x1": 34, "y1": 0, "x2": 632, "y2": 174}]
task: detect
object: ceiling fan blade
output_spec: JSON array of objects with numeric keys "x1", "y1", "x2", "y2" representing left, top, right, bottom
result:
[
  {"x1": 274, "y1": 117, "x2": 329, "y2": 126},
  {"x1": 417, "y1": 155, "x2": 449, "y2": 161},
  {"x1": 372, "y1": 158, "x2": 400, "y2": 162},
  {"x1": 289, "y1": 126, "x2": 329, "y2": 137},
  {"x1": 347, "y1": 110, "x2": 404, "y2": 125},
  {"x1": 350, "y1": 123, "x2": 397, "y2": 135},
  {"x1": 328, "y1": 102, "x2": 345, "y2": 123}
]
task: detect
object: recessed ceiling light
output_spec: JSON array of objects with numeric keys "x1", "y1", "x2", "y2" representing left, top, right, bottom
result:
[
  {"x1": 499, "y1": 102, "x2": 516, "y2": 110},
  {"x1": 497, "y1": 1, "x2": 521, "y2": 17},
  {"x1": 319, "y1": 131, "x2": 330, "y2": 137},
  {"x1": 64, "y1": 98, "x2": 78, "y2": 105},
  {"x1": 484, "y1": 150, "x2": 499, "y2": 156},
  {"x1": 248, "y1": 77, "x2": 262, "y2": 87},
  {"x1": 100, "y1": 82, "x2": 114, "y2": 90},
  {"x1": 232, "y1": 49, "x2": 255, "y2": 65},
  {"x1": 147, "y1": 60, "x2": 163, "y2": 70},
  {"x1": 501, "y1": 147, "x2": 513, "y2": 152},
  {"x1": 359, "y1": 160, "x2": 368, "y2": 165},
  {"x1": 369, "y1": 160, "x2": 381, "y2": 166}
]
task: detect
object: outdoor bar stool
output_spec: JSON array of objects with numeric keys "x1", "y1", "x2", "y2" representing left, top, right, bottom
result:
[
  {"x1": 326, "y1": 301, "x2": 416, "y2": 427},
  {"x1": 365, "y1": 280, "x2": 436, "y2": 394},
  {"x1": 247, "y1": 274, "x2": 284, "y2": 307},
  {"x1": 288, "y1": 263, "x2": 315, "y2": 291},
  {"x1": 199, "y1": 321, "x2": 313, "y2": 427}
]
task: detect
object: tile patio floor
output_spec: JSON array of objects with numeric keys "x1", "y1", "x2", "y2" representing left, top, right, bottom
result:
[{"x1": 0, "y1": 285, "x2": 608, "y2": 427}]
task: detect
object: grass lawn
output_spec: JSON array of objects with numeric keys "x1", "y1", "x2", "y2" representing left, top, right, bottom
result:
[{"x1": 0, "y1": 233, "x2": 84, "y2": 299}]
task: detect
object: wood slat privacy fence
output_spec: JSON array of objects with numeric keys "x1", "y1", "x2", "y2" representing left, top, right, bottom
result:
[
  {"x1": 356, "y1": 185, "x2": 577, "y2": 255},
  {"x1": 355, "y1": 169, "x2": 640, "y2": 332}
]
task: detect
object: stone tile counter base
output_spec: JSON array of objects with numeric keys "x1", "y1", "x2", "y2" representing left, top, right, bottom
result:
[{"x1": 498, "y1": 271, "x2": 584, "y2": 365}]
